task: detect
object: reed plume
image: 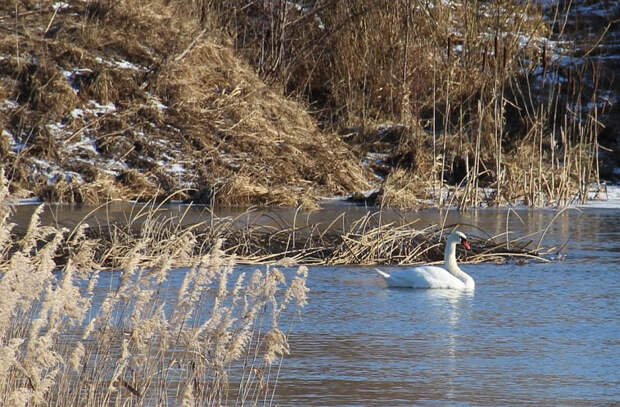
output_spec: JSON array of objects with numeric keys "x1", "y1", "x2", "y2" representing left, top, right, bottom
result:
[{"x1": 0, "y1": 171, "x2": 308, "y2": 406}]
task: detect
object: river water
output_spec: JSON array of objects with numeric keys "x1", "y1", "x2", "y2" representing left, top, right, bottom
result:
[
  {"x1": 9, "y1": 204, "x2": 620, "y2": 406},
  {"x1": 252, "y1": 207, "x2": 620, "y2": 406}
]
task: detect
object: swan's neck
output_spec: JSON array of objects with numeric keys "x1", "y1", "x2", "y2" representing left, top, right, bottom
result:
[{"x1": 444, "y1": 241, "x2": 475, "y2": 289}]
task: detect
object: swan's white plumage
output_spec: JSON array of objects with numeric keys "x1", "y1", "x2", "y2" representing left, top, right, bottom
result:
[
  {"x1": 375, "y1": 231, "x2": 475, "y2": 290},
  {"x1": 375, "y1": 265, "x2": 468, "y2": 289}
]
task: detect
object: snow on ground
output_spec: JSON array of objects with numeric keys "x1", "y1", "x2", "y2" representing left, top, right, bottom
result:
[
  {"x1": 2, "y1": 129, "x2": 25, "y2": 152},
  {"x1": 52, "y1": 2, "x2": 70, "y2": 11},
  {"x1": 94, "y1": 57, "x2": 145, "y2": 71},
  {"x1": 71, "y1": 101, "x2": 116, "y2": 119},
  {"x1": 577, "y1": 184, "x2": 620, "y2": 209},
  {"x1": 324, "y1": 154, "x2": 620, "y2": 210}
]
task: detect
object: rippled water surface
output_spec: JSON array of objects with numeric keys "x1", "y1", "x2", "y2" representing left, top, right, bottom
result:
[
  {"x1": 14, "y1": 204, "x2": 620, "y2": 406},
  {"x1": 251, "y1": 208, "x2": 620, "y2": 406},
  {"x1": 272, "y1": 262, "x2": 619, "y2": 406}
]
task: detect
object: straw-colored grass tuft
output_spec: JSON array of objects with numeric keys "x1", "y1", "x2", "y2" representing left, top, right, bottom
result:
[
  {"x1": 0, "y1": 0, "x2": 372, "y2": 206},
  {"x1": 0, "y1": 170, "x2": 308, "y2": 406}
]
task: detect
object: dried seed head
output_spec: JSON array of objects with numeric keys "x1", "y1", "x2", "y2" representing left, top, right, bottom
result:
[{"x1": 263, "y1": 328, "x2": 289, "y2": 365}]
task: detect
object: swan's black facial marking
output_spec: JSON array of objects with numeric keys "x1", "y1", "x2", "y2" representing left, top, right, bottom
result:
[{"x1": 461, "y1": 237, "x2": 471, "y2": 250}]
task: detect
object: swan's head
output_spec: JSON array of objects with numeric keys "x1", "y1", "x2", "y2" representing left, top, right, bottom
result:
[{"x1": 450, "y1": 231, "x2": 471, "y2": 250}]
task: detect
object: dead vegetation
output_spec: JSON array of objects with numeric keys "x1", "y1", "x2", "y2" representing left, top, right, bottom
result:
[
  {"x1": 215, "y1": 0, "x2": 610, "y2": 208},
  {"x1": 0, "y1": 0, "x2": 372, "y2": 206},
  {"x1": 36, "y1": 197, "x2": 551, "y2": 269},
  {"x1": 0, "y1": 166, "x2": 560, "y2": 405},
  {"x1": 0, "y1": 169, "x2": 309, "y2": 406},
  {"x1": 0, "y1": 0, "x2": 613, "y2": 208}
]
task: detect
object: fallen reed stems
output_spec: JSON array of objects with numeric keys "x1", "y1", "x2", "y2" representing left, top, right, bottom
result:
[
  {"x1": 1, "y1": 166, "x2": 562, "y2": 405},
  {"x1": 57, "y1": 200, "x2": 553, "y2": 268}
]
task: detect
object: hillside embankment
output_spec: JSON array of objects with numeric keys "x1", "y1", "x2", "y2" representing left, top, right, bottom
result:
[{"x1": 1, "y1": 1, "x2": 617, "y2": 208}]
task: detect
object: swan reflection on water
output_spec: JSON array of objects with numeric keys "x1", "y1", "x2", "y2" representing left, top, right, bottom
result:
[{"x1": 428, "y1": 287, "x2": 475, "y2": 401}]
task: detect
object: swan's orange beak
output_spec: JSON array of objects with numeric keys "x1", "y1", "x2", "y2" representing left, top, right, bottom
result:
[{"x1": 462, "y1": 239, "x2": 471, "y2": 250}]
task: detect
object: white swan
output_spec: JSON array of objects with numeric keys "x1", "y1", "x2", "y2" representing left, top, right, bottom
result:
[{"x1": 375, "y1": 231, "x2": 475, "y2": 290}]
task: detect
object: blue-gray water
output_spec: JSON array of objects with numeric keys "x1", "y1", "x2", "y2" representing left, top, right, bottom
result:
[
  {"x1": 275, "y1": 262, "x2": 618, "y2": 406},
  {"x1": 258, "y1": 208, "x2": 620, "y2": 406},
  {"x1": 15, "y1": 204, "x2": 620, "y2": 406}
]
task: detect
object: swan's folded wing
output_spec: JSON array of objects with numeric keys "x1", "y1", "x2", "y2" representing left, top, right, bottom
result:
[{"x1": 387, "y1": 266, "x2": 465, "y2": 289}]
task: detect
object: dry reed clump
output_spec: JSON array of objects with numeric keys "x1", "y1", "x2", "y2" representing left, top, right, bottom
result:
[
  {"x1": 378, "y1": 168, "x2": 430, "y2": 210},
  {"x1": 0, "y1": 170, "x2": 309, "y2": 406},
  {"x1": 48, "y1": 192, "x2": 555, "y2": 270},
  {"x1": 155, "y1": 30, "x2": 373, "y2": 206},
  {"x1": 0, "y1": 0, "x2": 373, "y2": 206},
  {"x1": 82, "y1": 202, "x2": 549, "y2": 267},
  {"x1": 215, "y1": 1, "x2": 605, "y2": 209},
  {"x1": 218, "y1": 0, "x2": 547, "y2": 126}
]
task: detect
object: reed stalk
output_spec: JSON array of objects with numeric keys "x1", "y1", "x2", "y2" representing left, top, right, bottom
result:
[{"x1": 0, "y1": 170, "x2": 308, "y2": 406}]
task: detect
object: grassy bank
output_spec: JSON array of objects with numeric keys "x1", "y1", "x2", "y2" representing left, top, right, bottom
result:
[
  {"x1": 0, "y1": 0, "x2": 371, "y2": 207},
  {"x1": 219, "y1": 0, "x2": 611, "y2": 208},
  {"x1": 0, "y1": 0, "x2": 611, "y2": 208}
]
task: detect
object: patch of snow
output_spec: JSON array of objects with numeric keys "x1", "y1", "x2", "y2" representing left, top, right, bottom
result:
[
  {"x1": 361, "y1": 188, "x2": 380, "y2": 198},
  {"x1": 30, "y1": 158, "x2": 63, "y2": 183},
  {"x1": 31, "y1": 157, "x2": 84, "y2": 185},
  {"x1": 2, "y1": 129, "x2": 26, "y2": 152},
  {"x1": 221, "y1": 156, "x2": 241, "y2": 169},
  {"x1": 70, "y1": 135, "x2": 99, "y2": 155},
  {"x1": 62, "y1": 68, "x2": 93, "y2": 93},
  {"x1": 71, "y1": 108, "x2": 85, "y2": 119},
  {"x1": 88, "y1": 100, "x2": 116, "y2": 114},
  {"x1": 167, "y1": 163, "x2": 186, "y2": 174},
  {"x1": 319, "y1": 195, "x2": 349, "y2": 202},
  {"x1": 152, "y1": 138, "x2": 171, "y2": 148},
  {"x1": 71, "y1": 100, "x2": 116, "y2": 119},
  {"x1": 1, "y1": 99, "x2": 19, "y2": 110},
  {"x1": 29, "y1": 158, "x2": 84, "y2": 186},
  {"x1": 95, "y1": 56, "x2": 144, "y2": 71},
  {"x1": 363, "y1": 152, "x2": 390, "y2": 166},
  {"x1": 146, "y1": 92, "x2": 167, "y2": 112},
  {"x1": 578, "y1": 184, "x2": 620, "y2": 209},
  {"x1": 54, "y1": 171, "x2": 83, "y2": 184},
  {"x1": 315, "y1": 16, "x2": 325, "y2": 30},
  {"x1": 52, "y1": 2, "x2": 70, "y2": 11},
  {"x1": 46, "y1": 122, "x2": 67, "y2": 138},
  {"x1": 377, "y1": 123, "x2": 403, "y2": 134}
]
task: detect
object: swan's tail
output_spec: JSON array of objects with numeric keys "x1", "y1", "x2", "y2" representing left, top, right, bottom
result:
[{"x1": 375, "y1": 268, "x2": 390, "y2": 279}]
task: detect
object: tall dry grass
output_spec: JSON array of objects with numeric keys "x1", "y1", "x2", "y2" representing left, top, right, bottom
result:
[
  {"x1": 0, "y1": 170, "x2": 309, "y2": 406},
  {"x1": 215, "y1": 0, "x2": 607, "y2": 209},
  {"x1": 1, "y1": 0, "x2": 608, "y2": 208},
  {"x1": 0, "y1": 0, "x2": 371, "y2": 206}
]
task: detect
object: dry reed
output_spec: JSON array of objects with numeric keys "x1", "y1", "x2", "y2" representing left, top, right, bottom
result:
[
  {"x1": 0, "y1": 0, "x2": 371, "y2": 206},
  {"x1": 0, "y1": 170, "x2": 309, "y2": 406},
  {"x1": 0, "y1": 167, "x2": 559, "y2": 404},
  {"x1": 1, "y1": 0, "x2": 609, "y2": 209},
  {"x1": 215, "y1": 0, "x2": 607, "y2": 209},
  {"x1": 70, "y1": 199, "x2": 552, "y2": 268}
]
